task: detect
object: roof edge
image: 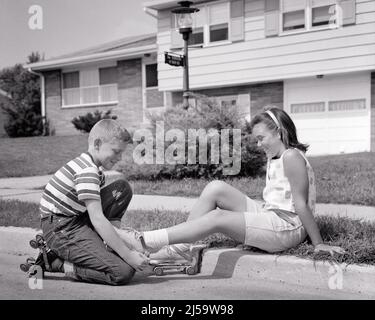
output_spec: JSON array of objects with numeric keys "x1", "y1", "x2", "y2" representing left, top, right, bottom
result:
[{"x1": 24, "y1": 44, "x2": 157, "y2": 71}]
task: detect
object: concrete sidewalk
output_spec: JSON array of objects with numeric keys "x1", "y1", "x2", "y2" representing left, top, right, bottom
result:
[{"x1": 0, "y1": 175, "x2": 374, "y2": 221}]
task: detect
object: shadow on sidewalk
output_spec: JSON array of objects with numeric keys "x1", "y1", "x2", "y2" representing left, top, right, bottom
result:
[{"x1": 129, "y1": 249, "x2": 258, "y2": 285}]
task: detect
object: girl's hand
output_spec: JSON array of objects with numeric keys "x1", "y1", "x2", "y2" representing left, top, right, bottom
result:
[{"x1": 314, "y1": 243, "x2": 346, "y2": 255}]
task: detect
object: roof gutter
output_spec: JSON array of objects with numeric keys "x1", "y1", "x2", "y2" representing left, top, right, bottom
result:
[
  {"x1": 144, "y1": 7, "x2": 158, "y2": 19},
  {"x1": 25, "y1": 44, "x2": 157, "y2": 71}
]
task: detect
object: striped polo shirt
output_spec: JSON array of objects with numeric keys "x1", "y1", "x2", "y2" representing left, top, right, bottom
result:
[{"x1": 39, "y1": 152, "x2": 105, "y2": 217}]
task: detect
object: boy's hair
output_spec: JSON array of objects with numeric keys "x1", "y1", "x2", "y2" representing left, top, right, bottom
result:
[
  {"x1": 249, "y1": 105, "x2": 309, "y2": 152},
  {"x1": 88, "y1": 119, "x2": 132, "y2": 145}
]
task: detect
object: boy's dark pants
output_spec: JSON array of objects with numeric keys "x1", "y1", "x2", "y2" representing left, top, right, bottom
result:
[{"x1": 41, "y1": 179, "x2": 135, "y2": 285}]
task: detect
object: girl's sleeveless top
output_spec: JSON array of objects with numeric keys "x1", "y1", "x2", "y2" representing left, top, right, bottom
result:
[{"x1": 262, "y1": 148, "x2": 316, "y2": 215}]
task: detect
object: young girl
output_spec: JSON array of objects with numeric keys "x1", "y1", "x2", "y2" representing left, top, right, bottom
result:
[{"x1": 118, "y1": 107, "x2": 345, "y2": 265}]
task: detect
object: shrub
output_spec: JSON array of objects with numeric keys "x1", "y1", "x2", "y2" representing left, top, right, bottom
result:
[
  {"x1": 71, "y1": 110, "x2": 117, "y2": 133},
  {"x1": 120, "y1": 93, "x2": 266, "y2": 180},
  {"x1": 1, "y1": 101, "x2": 45, "y2": 137},
  {"x1": 0, "y1": 53, "x2": 45, "y2": 137}
]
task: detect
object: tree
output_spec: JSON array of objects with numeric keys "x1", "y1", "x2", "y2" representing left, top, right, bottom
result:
[{"x1": 0, "y1": 52, "x2": 45, "y2": 137}]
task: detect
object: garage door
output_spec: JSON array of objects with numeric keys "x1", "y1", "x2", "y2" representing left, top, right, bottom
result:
[{"x1": 284, "y1": 72, "x2": 371, "y2": 156}]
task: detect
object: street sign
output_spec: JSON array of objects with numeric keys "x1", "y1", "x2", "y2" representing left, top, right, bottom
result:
[{"x1": 164, "y1": 52, "x2": 185, "y2": 67}]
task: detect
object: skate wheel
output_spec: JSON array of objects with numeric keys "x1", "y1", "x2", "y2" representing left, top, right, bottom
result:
[
  {"x1": 186, "y1": 266, "x2": 196, "y2": 275},
  {"x1": 36, "y1": 234, "x2": 44, "y2": 242},
  {"x1": 30, "y1": 240, "x2": 38, "y2": 249},
  {"x1": 26, "y1": 257, "x2": 36, "y2": 264},
  {"x1": 20, "y1": 263, "x2": 30, "y2": 273},
  {"x1": 154, "y1": 267, "x2": 164, "y2": 276}
]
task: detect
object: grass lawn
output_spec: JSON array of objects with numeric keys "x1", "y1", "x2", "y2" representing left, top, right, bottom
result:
[
  {"x1": 0, "y1": 135, "x2": 88, "y2": 177},
  {"x1": 1, "y1": 136, "x2": 374, "y2": 206},
  {"x1": 1, "y1": 199, "x2": 374, "y2": 266}
]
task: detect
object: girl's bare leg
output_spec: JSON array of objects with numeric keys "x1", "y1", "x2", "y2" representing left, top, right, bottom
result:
[
  {"x1": 187, "y1": 180, "x2": 248, "y2": 221},
  {"x1": 166, "y1": 209, "x2": 246, "y2": 245}
]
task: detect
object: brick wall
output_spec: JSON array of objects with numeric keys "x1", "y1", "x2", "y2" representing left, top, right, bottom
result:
[
  {"x1": 249, "y1": 82, "x2": 284, "y2": 115},
  {"x1": 171, "y1": 81, "x2": 284, "y2": 118},
  {"x1": 371, "y1": 72, "x2": 375, "y2": 151},
  {"x1": 44, "y1": 58, "x2": 144, "y2": 136},
  {"x1": 117, "y1": 59, "x2": 143, "y2": 129}
]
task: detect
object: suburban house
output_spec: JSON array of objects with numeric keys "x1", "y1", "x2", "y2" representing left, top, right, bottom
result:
[
  {"x1": 25, "y1": 34, "x2": 162, "y2": 135},
  {"x1": 143, "y1": 0, "x2": 375, "y2": 155},
  {"x1": 26, "y1": 0, "x2": 375, "y2": 156}
]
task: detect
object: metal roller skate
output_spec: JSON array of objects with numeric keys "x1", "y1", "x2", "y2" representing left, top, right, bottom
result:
[
  {"x1": 149, "y1": 244, "x2": 208, "y2": 276},
  {"x1": 20, "y1": 233, "x2": 53, "y2": 277}
]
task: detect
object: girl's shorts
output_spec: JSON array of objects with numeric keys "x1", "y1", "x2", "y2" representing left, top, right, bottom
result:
[{"x1": 244, "y1": 197, "x2": 307, "y2": 253}]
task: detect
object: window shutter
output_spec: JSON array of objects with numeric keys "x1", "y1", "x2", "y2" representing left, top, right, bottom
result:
[
  {"x1": 340, "y1": 0, "x2": 356, "y2": 25},
  {"x1": 265, "y1": 0, "x2": 280, "y2": 37},
  {"x1": 230, "y1": 0, "x2": 244, "y2": 42},
  {"x1": 170, "y1": 14, "x2": 183, "y2": 49}
]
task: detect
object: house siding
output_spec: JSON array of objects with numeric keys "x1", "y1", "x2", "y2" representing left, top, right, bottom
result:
[
  {"x1": 156, "y1": 0, "x2": 375, "y2": 91},
  {"x1": 44, "y1": 59, "x2": 144, "y2": 135}
]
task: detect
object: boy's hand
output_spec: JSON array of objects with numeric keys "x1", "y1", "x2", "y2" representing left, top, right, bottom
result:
[
  {"x1": 127, "y1": 250, "x2": 151, "y2": 273},
  {"x1": 314, "y1": 243, "x2": 346, "y2": 255}
]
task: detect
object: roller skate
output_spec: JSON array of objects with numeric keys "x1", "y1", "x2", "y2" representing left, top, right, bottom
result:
[
  {"x1": 19, "y1": 233, "x2": 59, "y2": 278},
  {"x1": 149, "y1": 244, "x2": 208, "y2": 276}
]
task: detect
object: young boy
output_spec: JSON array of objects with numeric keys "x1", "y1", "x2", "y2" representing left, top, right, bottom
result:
[{"x1": 35, "y1": 119, "x2": 150, "y2": 285}]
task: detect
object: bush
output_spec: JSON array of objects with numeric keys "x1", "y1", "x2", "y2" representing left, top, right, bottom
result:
[
  {"x1": 1, "y1": 102, "x2": 45, "y2": 137},
  {"x1": 71, "y1": 110, "x2": 117, "y2": 133},
  {"x1": 120, "y1": 93, "x2": 266, "y2": 180},
  {"x1": 0, "y1": 54, "x2": 45, "y2": 137}
]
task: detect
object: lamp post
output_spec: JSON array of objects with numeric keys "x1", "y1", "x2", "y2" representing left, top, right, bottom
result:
[{"x1": 171, "y1": 1, "x2": 199, "y2": 109}]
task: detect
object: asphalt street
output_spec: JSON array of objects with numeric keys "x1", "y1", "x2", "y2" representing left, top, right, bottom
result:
[{"x1": 0, "y1": 253, "x2": 371, "y2": 300}]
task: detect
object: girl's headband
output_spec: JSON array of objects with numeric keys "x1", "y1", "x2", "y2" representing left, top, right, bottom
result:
[{"x1": 265, "y1": 110, "x2": 280, "y2": 129}]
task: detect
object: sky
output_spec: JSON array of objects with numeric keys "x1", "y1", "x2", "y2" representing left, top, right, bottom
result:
[{"x1": 0, "y1": 0, "x2": 157, "y2": 69}]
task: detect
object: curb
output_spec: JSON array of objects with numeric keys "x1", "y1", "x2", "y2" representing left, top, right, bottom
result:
[
  {"x1": 201, "y1": 248, "x2": 375, "y2": 297},
  {"x1": 1, "y1": 226, "x2": 374, "y2": 297}
]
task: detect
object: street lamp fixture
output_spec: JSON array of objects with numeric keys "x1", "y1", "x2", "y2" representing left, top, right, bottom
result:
[{"x1": 171, "y1": 1, "x2": 199, "y2": 109}]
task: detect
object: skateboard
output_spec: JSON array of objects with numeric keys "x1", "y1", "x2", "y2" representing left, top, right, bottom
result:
[{"x1": 20, "y1": 233, "x2": 51, "y2": 277}]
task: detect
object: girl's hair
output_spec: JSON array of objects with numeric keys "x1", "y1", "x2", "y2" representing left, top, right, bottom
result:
[{"x1": 249, "y1": 106, "x2": 309, "y2": 152}]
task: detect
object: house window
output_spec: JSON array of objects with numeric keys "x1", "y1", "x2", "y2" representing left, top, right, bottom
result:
[
  {"x1": 208, "y1": 2, "x2": 229, "y2": 43},
  {"x1": 63, "y1": 72, "x2": 79, "y2": 89},
  {"x1": 187, "y1": 1, "x2": 230, "y2": 46},
  {"x1": 62, "y1": 67, "x2": 118, "y2": 107},
  {"x1": 290, "y1": 99, "x2": 366, "y2": 114},
  {"x1": 281, "y1": 0, "x2": 337, "y2": 33},
  {"x1": 189, "y1": 7, "x2": 205, "y2": 46},
  {"x1": 145, "y1": 63, "x2": 164, "y2": 108},
  {"x1": 146, "y1": 64, "x2": 158, "y2": 88},
  {"x1": 328, "y1": 99, "x2": 366, "y2": 111},
  {"x1": 291, "y1": 102, "x2": 325, "y2": 113}
]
